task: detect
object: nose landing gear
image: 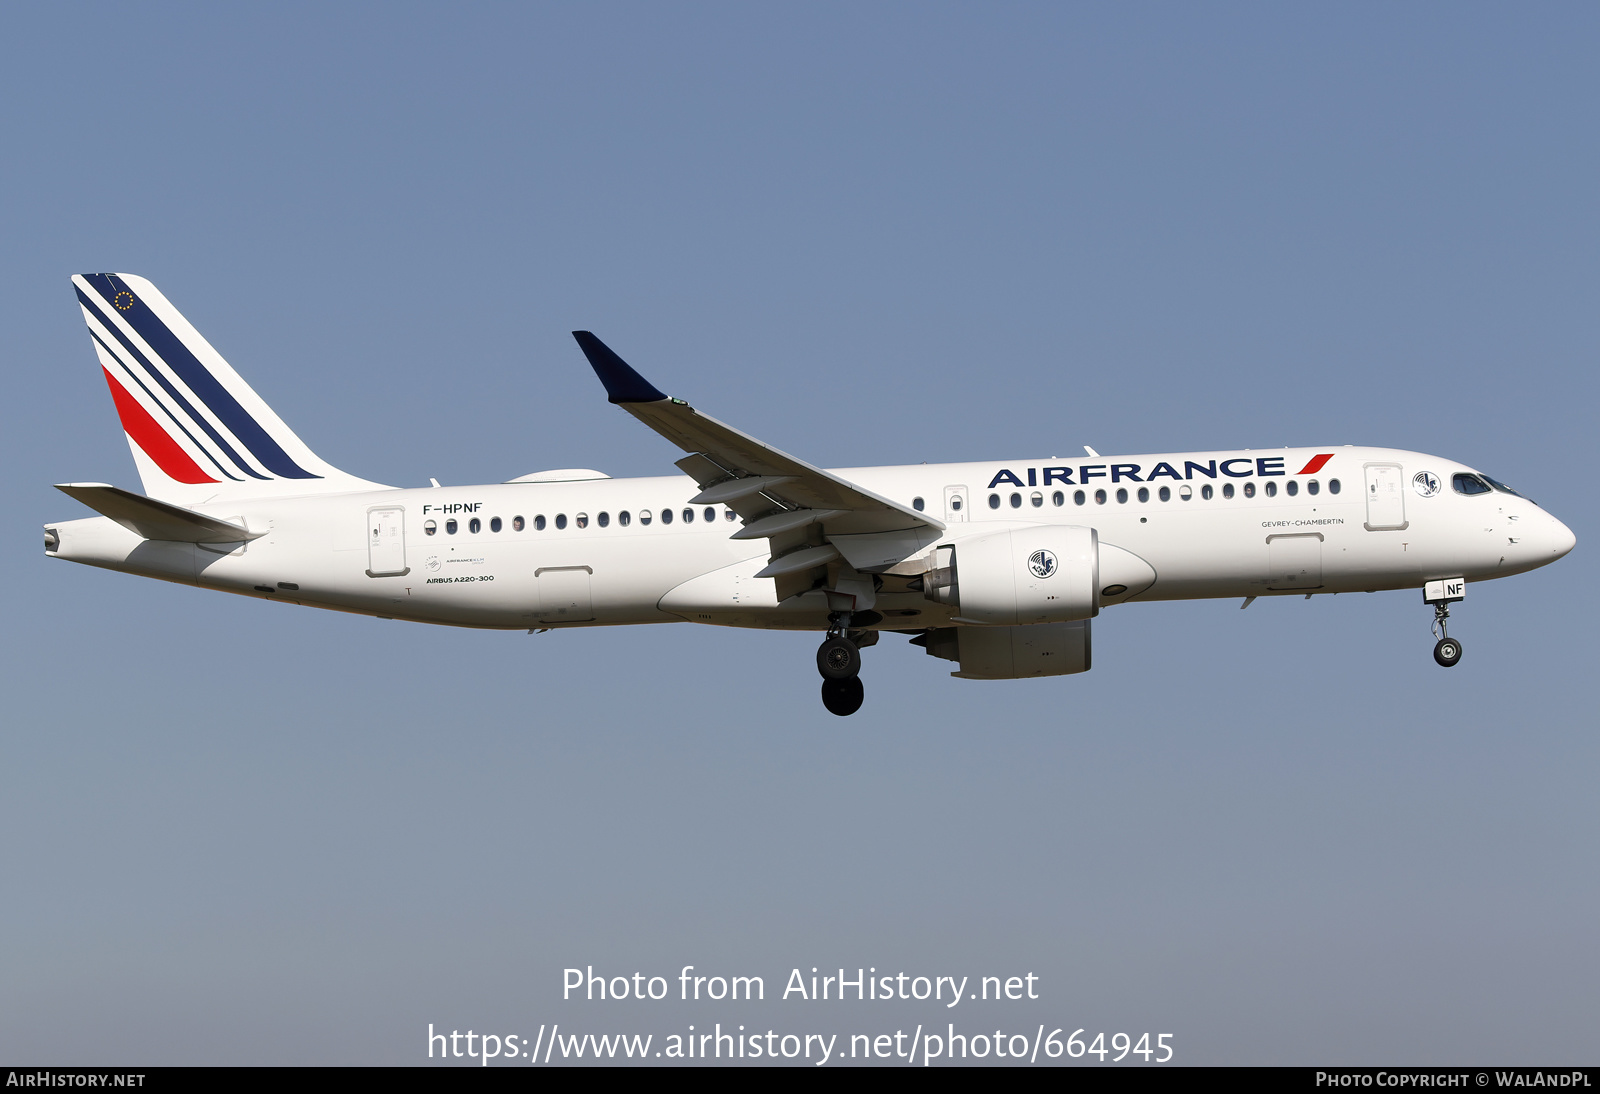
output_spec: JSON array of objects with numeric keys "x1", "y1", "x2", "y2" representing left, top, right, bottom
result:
[
  {"x1": 1427, "y1": 586, "x2": 1464, "y2": 668},
  {"x1": 818, "y1": 611, "x2": 866, "y2": 716}
]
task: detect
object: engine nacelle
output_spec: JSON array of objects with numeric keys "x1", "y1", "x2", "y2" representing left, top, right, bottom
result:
[
  {"x1": 919, "y1": 621, "x2": 1092, "y2": 679},
  {"x1": 923, "y1": 525, "x2": 1098, "y2": 625}
]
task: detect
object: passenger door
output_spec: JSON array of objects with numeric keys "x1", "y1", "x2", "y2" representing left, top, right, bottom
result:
[
  {"x1": 1363, "y1": 463, "x2": 1408, "y2": 530},
  {"x1": 366, "y1": 506, "x2": 408, "y2": 576}
]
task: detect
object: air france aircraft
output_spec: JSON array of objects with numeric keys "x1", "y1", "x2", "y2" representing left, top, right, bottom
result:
[{"x1": 47, "y1": 274, "x2": 1577, "y2": 715}]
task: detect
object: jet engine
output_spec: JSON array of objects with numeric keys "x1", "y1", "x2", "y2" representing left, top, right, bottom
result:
[{"x1": 921, "y1": 525, "x2": 1098, "y2": 625}]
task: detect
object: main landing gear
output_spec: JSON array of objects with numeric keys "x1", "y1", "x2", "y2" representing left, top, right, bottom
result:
[
  {"x1": 818, "y1": 612, "x2": 865, "y2": 716},
  {"x1": 1431, "y1": 600, "x2": 1463, "y2": 668}
]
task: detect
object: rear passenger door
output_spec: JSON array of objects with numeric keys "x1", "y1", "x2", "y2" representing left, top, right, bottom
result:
[{"x1": 366, "y1": 506, "x2": 408, "y2": 576}]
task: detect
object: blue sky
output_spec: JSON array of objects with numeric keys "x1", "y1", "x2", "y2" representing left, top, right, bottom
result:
[{"x1": 2, "y1": 3, "x2": 1595, "y2": 1065}]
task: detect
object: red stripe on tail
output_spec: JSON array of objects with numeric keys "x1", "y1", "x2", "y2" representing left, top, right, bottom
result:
[
  {"x1": 101, "y1": 367, "x2": 216, "y2": 484},
  {"x1": 1297, "y1": 453, "x2": 1334, "y2": 475}
]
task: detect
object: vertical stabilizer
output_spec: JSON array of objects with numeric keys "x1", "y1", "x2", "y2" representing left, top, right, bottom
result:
[{"x1": 72, "y1": 273, "x2": 387, "y2": 504}]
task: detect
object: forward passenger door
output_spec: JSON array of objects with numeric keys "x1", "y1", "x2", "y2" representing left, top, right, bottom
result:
[{"x1": 1363, "y1": 464, "x2": 1407, "y2": 531}]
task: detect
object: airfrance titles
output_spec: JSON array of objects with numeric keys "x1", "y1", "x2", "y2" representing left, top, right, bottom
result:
[{"x1": 986, "y1": 454, "x2": 1335, "y2": 491}]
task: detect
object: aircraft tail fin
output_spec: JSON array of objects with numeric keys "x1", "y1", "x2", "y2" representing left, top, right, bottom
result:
[{"x1": 71, "y1": 273, "x2": 386, "y2": 504}]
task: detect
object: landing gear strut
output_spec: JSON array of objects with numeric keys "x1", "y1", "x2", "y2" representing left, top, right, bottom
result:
[
  {"x1": 818, "y1": 611, "x2": 865, "y2": 716},
  {"x1": 1431, "y1": 600, "x2": 1463, "y2": 668}
]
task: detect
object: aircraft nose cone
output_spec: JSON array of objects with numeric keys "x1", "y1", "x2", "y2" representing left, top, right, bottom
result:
[{"x1": 1549, "y1": 516, "x2": 1577, "y2": 559}]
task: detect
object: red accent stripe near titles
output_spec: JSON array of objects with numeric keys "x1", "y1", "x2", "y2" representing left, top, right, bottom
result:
[
  {"x1": 100, "y1": 367, "x2": 216, "y2": 484},
  {"x1": 1297, "y1": 453, "x2": 1334, "y2": 475}
]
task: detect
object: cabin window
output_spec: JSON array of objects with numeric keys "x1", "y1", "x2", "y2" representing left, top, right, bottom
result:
[
  {"x1": 490, "y1": 516, "x2": 502, "y2": 532},
  {"x1": 725, "y1": 509, "x2": 735, "y2": 521},
  {"x1": 1158, "y1": 486, "x2": 1171, "y2": 502},
  {"x1": 1264, "y1": 482, "x2": 1277, "y2": 498},
  {"x1": 512, "y1": 516, "x2": 525, "y2": 531},
  {"x1": 469, "y1": 517, "x2": 481, "y2": 533},
  {"x1": 1095, "y1": 489, "x2": 1107, "y2": 505},
  {"x1": 1201, "y1": 484, "x2": 1213, "y2": 500},
  {"x1": 682, "y1": 508, "x2": 694, "y2": 523},
  {"x1": 1030, "y1": 491, "x2": 1043, "y2": 508},
  {"x1": 704, "y1": 507, "x2": 716, "y2": 523},
  {"x1": 598, "y1": 512, "x2": 610, "y2": 528},
  {"x1": 534, "y1": 515, "x2": 546, "y2": 531},
  {"x1": 446, "y1": 519, "x2": 458, "y2": 534},
  {"x1": 1453, "y1": 473, "x2": 1492, "y2": 496},
  {"x1": 1009, "y1": 492, "x2": 1021, "y2": 508},
  {"x1": 661, "y1": 508, "x2": 673, "y2": 524},
  {"x1": 1137, "y1": 487, "x2": 1149, "y2": 503},
  {"x1": 1244, "y1": 482, "x2": 1256, "y2": 498},
  {"x1": 1115, "y1": 488, "x2": 1128, "y2": 504},
  {"x1": 1307, "y1": 480, "x2": 1319, "y2": 496},
  {"x1": 619, "y1": 511, "x2": 631, "y2": 527},
  {"x1": 1329, "y1": 479, "x2": 1340, "y2": 494},
  {"x1": 1052, "y1": 490, "x2": 1064, "y2": 506},
  {"x1": 1286, "y1": 480, "x2": 1299, "y2": 497},
  {"x1": 988, "y1": 493, "x2": 1000, "y2": 509},
  {"x1": 1222, "y1": 483, "x2": 1234, "y2": 499},
  {"x1": 912, "y1": 496, "x2": 925, "y2": 511},
  {"x1": 1180, "y1": 485, "x2": 1192, "y2": 501},
  {"x1": 575, "y1": 513, "x2": 588, "y2": 529},
  {"x1": 555, "y1": 514, "x2": 567, "y2": 529},
  {"x1": 1074, "y1": 490, "x2": 1086, "y2": 505},
  {"x1": 950, "y1": 495, "x2": 963, "y2": 511},
  {"x1": 424, "y1": 520, "x2": 437, "y2": 536},
  {"x1": 640, "y1": 509, "x2": 652, "y2": 525}
]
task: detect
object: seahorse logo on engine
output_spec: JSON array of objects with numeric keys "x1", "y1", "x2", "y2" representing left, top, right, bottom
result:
[{"x1": 1028, "y1": 549, "x2": 1058, "y2": 579}]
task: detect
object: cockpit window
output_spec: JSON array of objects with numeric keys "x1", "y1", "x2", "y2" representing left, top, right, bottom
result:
[
  {"x1": 1452, "y1": 473, "x2": 1492, "y2": 496},
  {"x1": 1480, "y1": 474, "x2": 1523, "y2": 498}
]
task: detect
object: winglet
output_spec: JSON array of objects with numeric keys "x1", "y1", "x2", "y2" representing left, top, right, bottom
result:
[{"x1": 571, "y1": 332, "x2": 669, "y2": 403}]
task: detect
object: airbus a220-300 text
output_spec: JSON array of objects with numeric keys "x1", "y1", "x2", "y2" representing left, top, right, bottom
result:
[{"x1": 46, "y1": 274, "x2": 1576, "y2": 714}]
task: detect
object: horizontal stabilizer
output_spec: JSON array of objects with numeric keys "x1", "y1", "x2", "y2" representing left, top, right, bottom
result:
[{"x1": 54, "y1": 483, "x2": 263, "y2": 544}]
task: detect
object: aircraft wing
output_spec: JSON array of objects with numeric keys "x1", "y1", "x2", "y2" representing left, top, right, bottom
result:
[{"x1": 573, "y1": 332, "x2": 943, "y2": 600}]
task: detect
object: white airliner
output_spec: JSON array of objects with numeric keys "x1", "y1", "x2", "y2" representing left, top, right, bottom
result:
[{"x1": 46, "y1": 274, "x2": 1576, "y2": 715}]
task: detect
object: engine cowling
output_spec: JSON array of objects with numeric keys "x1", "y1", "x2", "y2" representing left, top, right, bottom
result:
[
  {"x1": 923, "y1": 525, "x2": 1098, "y2": 625},
  {"x1": 918, "y1": 620, "x2": 1092, "y2": 679}
]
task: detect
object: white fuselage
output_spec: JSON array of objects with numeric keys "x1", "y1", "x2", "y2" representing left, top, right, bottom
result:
[{"x1": 45, "y1": 446, "x2": 1575, "y2": 631}]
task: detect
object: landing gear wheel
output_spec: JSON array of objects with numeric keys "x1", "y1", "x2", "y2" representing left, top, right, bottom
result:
[
  {"x1": 821, "y1": 676, "x2": 864, "y2": 716},
  {"x1": 1433, "y1": 637, "x2": 1463, "y2": 668},
  {"x1": 817, "y1": 636, "x2": 861, "y2": 680}
]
